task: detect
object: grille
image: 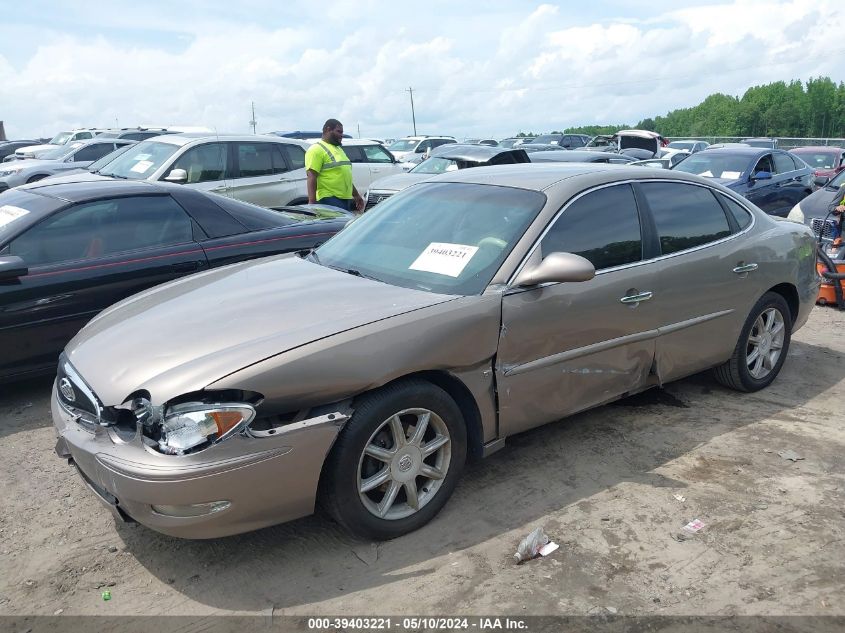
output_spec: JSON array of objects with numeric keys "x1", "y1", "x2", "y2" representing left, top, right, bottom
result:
[
  {"x1": 365, "y1": 192, "x2": 394, "y2": 209},
  {"x1": 811, "y1": 218, "x2": 836, "y2": 239}
]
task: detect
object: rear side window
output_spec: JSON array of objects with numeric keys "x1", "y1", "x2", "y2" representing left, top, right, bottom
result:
[
  {"x1": 640, "y1": 182, "x2": 731, "y2": 255},
  {"x1": 541, "y1": 184, "x2": 642, "y2": 270},
  {"x1": 282, "y1": 144, "x2": 306, "y2": 170},
  {"x1": 236, "y1": 143, "x2": 274, "y2": 178},
  {"x1": 719, "y1": 194, "x2": 753, "y2": 230},
  {"x1": 773, "y1": 153, "x2": 794, "y2": 174}
]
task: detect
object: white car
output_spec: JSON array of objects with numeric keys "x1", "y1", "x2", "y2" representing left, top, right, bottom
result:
[
  {"x1": 332, "y1": 139, "x2": 405, "y2": 191},
  {"x1": 14, "y1": 129, "x2": 105, "y2": 159},
  {"x1": 386, "y1": 136, "x2": 456, "y2": 161},
  {"x1": 45, "y1": 134, "x2": 314, "y2": 209}
]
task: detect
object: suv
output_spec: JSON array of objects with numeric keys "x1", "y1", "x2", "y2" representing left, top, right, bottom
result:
[
  {"x1": 14, "y1": 129, "x2": 105, "y2": 159},
  {"x1": 329, "y1": 139, "x2": 405, "y2": 191},
  {"x1": 531, "y1": 133, "x2": 590, "y2": 148},
  {"x1": 58, "y1": 134, "x2": 314, "y2": 208},
  {"x1": 386, "y1": 136, "x2": 456, "y2": 161}
]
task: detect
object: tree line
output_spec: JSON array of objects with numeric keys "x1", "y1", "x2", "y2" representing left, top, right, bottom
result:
[{"x1": 527, "y1": 77, "x2": 845, "y2": 139}]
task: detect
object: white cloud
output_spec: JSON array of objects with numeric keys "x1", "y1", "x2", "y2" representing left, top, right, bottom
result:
[{"x1": 1, "y1": 0, "x2": 843, "y2": 140}]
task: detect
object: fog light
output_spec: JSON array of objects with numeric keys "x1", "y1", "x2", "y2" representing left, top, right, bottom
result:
[{"x1": 151, "y1": 501, "x2": 231, "y2": 517}]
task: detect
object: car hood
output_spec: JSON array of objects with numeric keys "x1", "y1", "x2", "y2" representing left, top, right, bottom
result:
[
  {"x1": 65, "y1": 255, "x2": 455, "y2": 405},
  {"x1": 16, "y1": 144, "x2": 59, "y2": 155},
  {"x1": 368, "y1": 172, "x2": 428, "y2": 192},
  {"x1": 800, "y1": 185, "x2": 845, "y2": 219},
  {"x1": 0, "y1": 158, "x2": 59, "y2": 172}
]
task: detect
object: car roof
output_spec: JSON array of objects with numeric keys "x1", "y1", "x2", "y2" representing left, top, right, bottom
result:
[
  {"x1": 340, "y1": 139, "x2": 388, "y2": 146},
  {"x1": 695, "y1": 147, "x2": 774, "y2": 157},
  {"x1": 140, "y1": 133, "x2": 310, "y2": 148},
  {"x1": 790, "y1": 146, "x2": 842, "y2": 153},
  {"x1": 17, "y1": 178, "x2": 165, "y2": 203}
]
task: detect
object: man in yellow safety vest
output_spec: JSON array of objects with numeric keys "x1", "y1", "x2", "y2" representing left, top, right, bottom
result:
[{"x1": 305, "y1": 119, "x2": 364, "y2": 212}]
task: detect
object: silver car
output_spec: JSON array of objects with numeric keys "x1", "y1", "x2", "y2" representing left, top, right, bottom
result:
[
  {"x1": 52, "y1": 164, "x2": 819, "y2": 540},
  {"x1": 44, "y1": 134, "x2": 313, "y2": 209},
  {"x1": 0, "y1": 139, "x2": 134, "y2": 192}
]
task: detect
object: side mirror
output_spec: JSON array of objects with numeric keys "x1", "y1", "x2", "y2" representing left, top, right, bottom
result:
[
  {"x1": 814, "y1": 175, "x2": 830, "y2": 187},
  {"x1": 164, "y1": 168, "x2": 187, "y2": 183},
  {"x1": 751, "y1": 171, "x2": 772, "y2": 181},
  {"x1": 0, "y1": 255, "x2": 28, "y2": 281},
  {"x1": 513, "y1": 252, "x2": 595, "y2": 287}
]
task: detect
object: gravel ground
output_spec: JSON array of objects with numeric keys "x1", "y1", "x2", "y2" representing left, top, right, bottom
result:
[{"x1": 0, "y1": 307, "x2": 843, "y2": 622}]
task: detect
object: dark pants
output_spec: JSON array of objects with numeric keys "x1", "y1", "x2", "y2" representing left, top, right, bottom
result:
[{"x1": 317, "y1": 196, "x2": 353, "y2": 212}]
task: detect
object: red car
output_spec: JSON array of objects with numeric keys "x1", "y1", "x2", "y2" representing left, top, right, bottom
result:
[{"x1": 789, "y1": 146, "x2": 845, "y2": 183}]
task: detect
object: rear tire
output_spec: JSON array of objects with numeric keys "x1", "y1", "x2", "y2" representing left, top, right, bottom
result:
[
  {"x1": 713, "y1": 292, "x2": 792, "y2": 392},
  {"x1": 320, "y1": 379, "x2": 466, "y2": 540}
]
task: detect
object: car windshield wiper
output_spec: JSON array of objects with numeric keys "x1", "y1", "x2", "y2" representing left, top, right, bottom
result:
[
  {"x1": 326, "y1": 263, "x2": 380, "y2": 282},
  {"x1": 101, "y1": 172, "x2": 127, "y2": 179}
]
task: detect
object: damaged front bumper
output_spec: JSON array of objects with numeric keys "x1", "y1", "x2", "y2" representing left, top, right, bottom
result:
[{"x1": 51, "y1": 382, "x2": 347, "y2": 539}]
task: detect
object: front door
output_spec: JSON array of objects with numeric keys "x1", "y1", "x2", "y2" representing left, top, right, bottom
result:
[
  {"x1": 168, "y1": 142, "x2": 232, "y2": 198},
  {"x1": 496, "y1": 183, "x2": 660, "y2": 436}
]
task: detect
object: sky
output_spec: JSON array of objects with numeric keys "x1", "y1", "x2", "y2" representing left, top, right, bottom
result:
[{"x1": 2, "y1": 0, "x2": 843, "y2": 141}]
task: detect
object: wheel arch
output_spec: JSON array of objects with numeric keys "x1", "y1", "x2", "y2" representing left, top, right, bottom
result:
[{"x1": 766, "y1": 282, "x2": 799, "y2": 324}]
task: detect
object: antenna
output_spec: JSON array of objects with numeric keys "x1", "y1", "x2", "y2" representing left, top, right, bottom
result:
[{"x1": 249, "y1": 102, "x2": 257, "y2": 134}]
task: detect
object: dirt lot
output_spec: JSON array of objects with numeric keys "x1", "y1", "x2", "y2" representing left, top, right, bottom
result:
[{"x1": 1, "y1": 307, "x2": 844, "y2": 622}]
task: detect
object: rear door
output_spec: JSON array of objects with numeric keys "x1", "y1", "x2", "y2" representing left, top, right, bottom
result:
[
  {"x1": 638, "y1": 181, "x2": 760, "y2": 381},
  {"x1": 0, "y1": 195, "x2": 208, "y2": 378}
]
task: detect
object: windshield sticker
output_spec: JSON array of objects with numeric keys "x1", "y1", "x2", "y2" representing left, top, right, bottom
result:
[
  {"x1": 130, "y1": 160, "x2": 154, "y2": 174},
  {"x1": 0, "y1": 205, "x2": 29, "y2": 228},
  {"x1": 409, "y1": 242, "x2": 479, "y2": 278},
  {"x1": 133, "y1": 154, "x2": 151, "y2": 161},
  {"x1": 721, "y1": 171, "x2": 741, "y2": 179}
]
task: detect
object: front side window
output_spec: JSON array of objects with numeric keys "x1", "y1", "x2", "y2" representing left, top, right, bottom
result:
[
  {"x1": 171, "y1": 143, "x2": 228, "y2": 183},
  {"x1": 73, "y1": 143, "x2": 115, "y2": 162},
  {"x1": 315, "y1": 182, "x2": 544, "y2": 295},
  {"x1": 343, "y1": 146, "x2": 366, "y2": 163},
  {"x1": 8, "y1": 195, "x2": 193, "y2": 267},
  {"x1": 541, "y1": 184, "x2": 642, "y2": 269},
  {"x1": 640, "y1": 182, "x2": 731, "y2": 255},
  {"x1": 752, "y1": 155, "x2": 775, "y2": 176},
  {"x1": 363, "y1": 145, "x2": 394, "y2": 163},
  {"x1": 50, "y1": 132, "x2": 72, "y2": 145},
  {"x1": 388, "y1": 139, "x2": 418, "y2": 152},
  {"x1": 235, "y1": 143, "x2": 273, "y2": 178}
]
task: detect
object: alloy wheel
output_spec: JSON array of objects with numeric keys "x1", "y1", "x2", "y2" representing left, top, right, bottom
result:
[{"x1": 746, "y1": 307, "x2": 785, "y2": 379}]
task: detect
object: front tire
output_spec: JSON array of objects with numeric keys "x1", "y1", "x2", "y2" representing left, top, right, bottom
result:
[
  {"x1": 713, "y1": 292, "x2": 792, "y2": 392},
  {"x1": 321, "y1": 379, "x2": 467, "y2": 540}
]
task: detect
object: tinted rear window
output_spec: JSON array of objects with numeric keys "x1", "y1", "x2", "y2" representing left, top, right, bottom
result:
[
  {"x1": 0, "y1": 189, "x2": 65, "y2": 244},
  {"x1": 639, "y1": 182, "x2": 731, "y2": 255},
  {"x1": 214, "y1": 196, "x2": 297, "y2": 230}
]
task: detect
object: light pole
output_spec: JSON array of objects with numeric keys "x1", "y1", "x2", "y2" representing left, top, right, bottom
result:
[{"x1": 407, "y1": 87, "x2": 417, "y2": 136}]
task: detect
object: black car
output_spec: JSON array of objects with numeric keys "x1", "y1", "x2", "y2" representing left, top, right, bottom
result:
[
  {"x1": 530, "y1": 133, "x2": 591, "y2": 148},
  {"x1": 792, "y1": 169, "x2": 845, "y2": 238},
  {"x1": 0, "y1": 179, "x2": 351, "y2": 381},
  {"x1": 0, "y1": 140, "x2": 41, "y2": 162},
  {"x1": 529, "y1": 150, "x2": 636, "y2": 164}
]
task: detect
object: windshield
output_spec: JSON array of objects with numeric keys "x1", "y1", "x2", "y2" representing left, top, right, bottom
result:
[
  {"x1": 98, "y1": 141, "x2": 180, "y2": 179},
  {"x1": 315, "y1": 182, "x2": 544, "y2": 295},
  {"x1": 88, "y1": 144, "x2": 134, "y2": 172},
  {"x1": 499, "y1": 139, "x2": 517, "y2": 148},
  {"x1": 829, "y1": 170, "x2": 845, "y2": 188},
  {"x1": 532, "y1": 135, "x2": 560, "y2": 144},
  {"x1": 410, "y1": 157, "x2": 459, "y2": 174},
  {"x1": 38, "y1": 144, "x2": 79, "y2": 160},
  {"x1": 794, "y1": 150, "x2": 837, "y2": 170},
  {"x1": 672, "y1": 153, "x2": 751, "y2": 179},
  {"x1": 49, "y1": 132, "x2": 72, "y2": 145},
  {"x1": 668, "y1": 141, "x2": 695, "y2": 150},
  {"x1": 388, "y1": 139, "x2": 418, "y2": 152}
]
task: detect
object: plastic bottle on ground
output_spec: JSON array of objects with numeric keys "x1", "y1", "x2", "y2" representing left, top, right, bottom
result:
[{"x1": 513, "y1": 527, "x2": 550, "y2": 563}]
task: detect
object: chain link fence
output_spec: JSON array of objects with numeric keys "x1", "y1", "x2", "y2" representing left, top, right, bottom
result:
[{"x1": 672, "y1": 136, "x2": 845, "y2": 149}]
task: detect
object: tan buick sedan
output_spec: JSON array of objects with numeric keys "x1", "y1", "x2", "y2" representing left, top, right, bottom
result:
[{"x1": 53, "y1": 164, "x2": 820, "y2": 539}]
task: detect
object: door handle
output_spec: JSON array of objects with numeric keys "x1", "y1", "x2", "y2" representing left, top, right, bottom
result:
[
  {"x1": 171, "y1": 261, "x2": 201, "y2": 273},
  {"x1": 620, "y1": 291, "x2": 653, "y2": 304},
  {"x1": 733, "y1": 263, "x2": 758, "y2": 274}
]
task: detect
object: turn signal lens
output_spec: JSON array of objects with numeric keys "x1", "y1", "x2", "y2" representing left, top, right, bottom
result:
[{"x1": 210, "y1": 411, "x2": 247, "y2": 436}]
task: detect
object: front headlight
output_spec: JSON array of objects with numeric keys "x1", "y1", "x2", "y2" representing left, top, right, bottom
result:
[
  {"x1": 0, "y1": 169, "x2": 20, "y2": 177},
  {"x1": 158, "y1": 403, "x2": 256, "y2": 455},
  {"x1": 787, "y1": 202, "x2": 805, "y2": 223}
]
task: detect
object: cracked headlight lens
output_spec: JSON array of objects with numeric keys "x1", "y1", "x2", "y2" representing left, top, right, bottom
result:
[{"x1": 158, "y1": 403, "x2": 255, "y2": 455}]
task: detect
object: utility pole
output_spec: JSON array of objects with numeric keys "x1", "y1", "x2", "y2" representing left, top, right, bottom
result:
[
  {"x1": 249, "y1": 102, "x2": 257, "y2": 134},
  {"x1": 357, "y1": 123, "x2": 361, "y2": 138},
  {"x1": 406, "y1": 87, "x2": 417, "y2": 136}
]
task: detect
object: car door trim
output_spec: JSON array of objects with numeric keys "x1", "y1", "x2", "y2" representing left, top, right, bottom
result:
[
  {"x1": 505, "y1": 179, "x2": 758, "y2": 289},
  {"x1": 657, "y1": 309, "x2": 734, "y2": 335},
  {"x1": 501, "y1": 328, "x2": 659, "y2": 377}
]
